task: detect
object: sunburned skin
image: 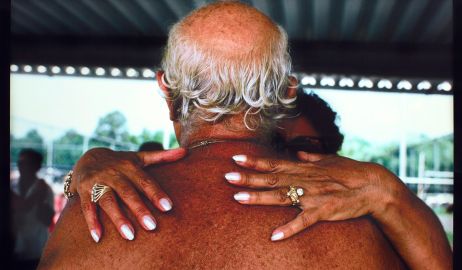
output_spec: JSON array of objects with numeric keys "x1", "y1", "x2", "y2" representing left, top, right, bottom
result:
[
  {"x1": 39, "y1": 142, "x2": 406, "y2": 269},
  {"x1": 179, "y1": 2, "x2": 279, "y2": 58}
]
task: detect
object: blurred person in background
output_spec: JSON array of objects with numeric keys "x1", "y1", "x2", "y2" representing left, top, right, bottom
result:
[{"x1": 11, "y1": 148, "x2": 54, "y2": 269}]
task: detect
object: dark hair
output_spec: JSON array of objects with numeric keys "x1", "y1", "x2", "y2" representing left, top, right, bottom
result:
[
  {"x1": 295, "y1": 91, "x2": 344, "y2": 153},
  {"x1": 139, "y1": 141, "x2": 164, "y2": 152},
  {"x1": 18, "y1": 148, "x2": 43, "y2": 168}
]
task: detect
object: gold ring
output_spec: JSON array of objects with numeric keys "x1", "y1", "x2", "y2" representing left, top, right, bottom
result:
[
  {"x1": 286, "y1": 185, "x2": 304, "y2": 206},
  {"x1": 91, "y1": 183, "x2": 111, "y2": 203},
  {"x1": 63, "y1": 170, "x2": 74, "y2": 199}
]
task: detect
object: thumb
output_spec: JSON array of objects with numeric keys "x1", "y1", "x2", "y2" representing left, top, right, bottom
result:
[
  {"x1": 138, "y1": 148, "x2": 187, "y2": 166},
  {"x1": 296, "y1": 151, "x2": 326, "y2": 162}
]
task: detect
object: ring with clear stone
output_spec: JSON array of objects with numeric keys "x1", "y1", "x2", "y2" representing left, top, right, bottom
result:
[{"x1": 286, "y1": 185, "x2": 304, "y2": 206}]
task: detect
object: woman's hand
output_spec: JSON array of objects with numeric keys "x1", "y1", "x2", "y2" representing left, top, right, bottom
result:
[
  {"x1": 70, "y1": 147, "x2": 187, "y2": 242},
  {"x1": 226, "y1": 152, "x2": 401, "y2": 241},
  {"x1": 227, "y1": 152, "x2": 452, "y2": 270}
]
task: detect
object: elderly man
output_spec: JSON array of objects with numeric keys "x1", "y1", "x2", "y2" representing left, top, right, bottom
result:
[{"x1": 39, "y1": 2, "x2": 410, "y2": 269}]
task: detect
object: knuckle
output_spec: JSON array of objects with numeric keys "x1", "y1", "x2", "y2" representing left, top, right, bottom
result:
[
  {"x1": 240, "y1": 174, "x2": 250, "y2": 186},
  {"x1": 134, "y1": 206, "x2": 148, "y2": 216},
  {"x1": 119, "y1": 159, "x2": 135, "y2": 170},
  {"x1": 138, "y1": 177, "x2": 153, "y2": 189},
  {"x1": 79, "y1": 171, "x2": 97, "y2": 187},
  {"x1": 276, "y1": 189, "x2": 288, "y2": 203},
  {"x1": 98, "y1": 193, "x2": 116, "y2": 207},
  {"x1": 119, "y1": 188, "x2": 137, "y2": 200},
  {"x1": 81, "y1": 201, "x2": 93, "y2": 212},
  {"x1": 146, "y1": 186, "x2": 163, "y2": 201},
  {"x1": 97, "y1": 167, "x2": 120, "y2": 179},
  {"x1": 300, "y1": 213, "x2": 312, "y2": 228},
  {"x1": 265, "y1": 174, "x2": 280, "y2": 187},
  {"x1": 246, "y1": 158, "x2": 258, "y2": 169},
  {"x1": 267, "y1": 159, "x2": 280, "y2": 171},
  {"x1": 253, "y1": 192, "x2": 261, "y2": 203},
  {"x1": 286, "y1": 224, "x2": 297, "y2": 237}
]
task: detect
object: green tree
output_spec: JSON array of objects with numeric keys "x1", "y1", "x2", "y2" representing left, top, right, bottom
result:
[
  {"x1": 53, "y1": 130, "x2": 84, "y2": 167},
  {"x1": 93, "y1": 111, "x2": 130, "y2": 142},
  {"x1": 91, "y1": 111, "x2": 133, "y2": 150}
]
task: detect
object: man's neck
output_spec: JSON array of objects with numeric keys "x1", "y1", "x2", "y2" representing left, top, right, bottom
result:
[{"x1": 178, "y1": 114, "x2": 272, "y2": 148}]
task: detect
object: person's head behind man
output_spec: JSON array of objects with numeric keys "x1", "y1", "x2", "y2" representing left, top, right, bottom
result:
[
  {"x1": 278, "y1": 91, "x2": 344, "y2": 155},
  {"x1": 158, "y1": 0, "x2": 296, "y2": 144}
]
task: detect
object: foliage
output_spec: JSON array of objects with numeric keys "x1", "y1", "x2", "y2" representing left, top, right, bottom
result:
[
  {"x1": 339, "y1": 134, "x2": 453, "y2": 177},
  {"x1": 93, "y1": 111, "x2": 130, "y2": 145},
  {"x1": 53, "y1": 130, "x2": 84, "y2": 167}
]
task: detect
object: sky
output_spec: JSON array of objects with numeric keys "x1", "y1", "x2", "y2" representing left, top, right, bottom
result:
[
  {"x1": 10, "y1": 74, "x2": 453, "y2": 145},
  {"x1": 11, "y1": 74, "x2": 174, "y2": 141}
]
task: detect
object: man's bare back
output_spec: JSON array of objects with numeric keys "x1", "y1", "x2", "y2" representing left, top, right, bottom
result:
[{"x1": 39, "y1": 142, "x2": 406, "y2": 269}]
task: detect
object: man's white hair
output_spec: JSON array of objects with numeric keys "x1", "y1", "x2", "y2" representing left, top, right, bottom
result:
[{"x1": 161, "y1": 15, "x2": 295, "y2": 130}]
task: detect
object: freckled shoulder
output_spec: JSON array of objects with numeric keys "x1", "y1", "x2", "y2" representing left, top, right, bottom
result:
[{"x1": 39, "y1": 145, "x2": 406, "y2": 269}]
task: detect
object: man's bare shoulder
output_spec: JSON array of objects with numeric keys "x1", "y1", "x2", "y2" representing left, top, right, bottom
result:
[
  {"x1": 38, "y1": 198, "x2": 98, "y2": 269},
  {"x1": 290, "y1": 217, "x2": 407, "y2": 269},
  {"x1": 39, "y1": 153, "x2": 406, "y2": 269}
]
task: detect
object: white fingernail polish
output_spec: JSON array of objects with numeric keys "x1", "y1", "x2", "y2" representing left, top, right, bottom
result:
[
  {"x1": 225, "y1": 172, "x2": 241, "y2": 182},
  {"x1": 160, "y1": 198, "x2": 172, "y2": 211},
  {"x1": 91, "y1": 230, "x2": 100, "y2": 243},
  {"x1": 121, "y1": 224, "x2": 134, "y2": 240},
  {"x1": 271, "y1": 231, "x2": 284, "y2": 241},
  {"x1": 143, "y1": 216, "x2": 156, "y2": 230},
  {"x1": 232, "y1": 155, "x2": 247, "y2": 162},
  {"x1": 234, "y1": 192, "x2": 250, "y2": 201}
]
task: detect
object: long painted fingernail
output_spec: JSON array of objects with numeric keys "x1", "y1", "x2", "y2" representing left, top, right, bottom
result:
[
  {"x1": 90, "y1": 229, "x2": 100, "y2": 243},
  {"x1": 121, "y1": 224, "x2": 134, "y2": 240},
  {"x1": 234, "y1": 192, "x2": 250, "y2": 201},
  {"x1": 232, "y1": 155, "x2": 247, "y2": 163},
  {"x1": 143, "y1": 215, "x2": 156, "y2": 231},
  {"x1": 271, "y1": 231, "x2": 284, "y2": 241},
  {"x1": 225, "y1": 172, "x2": 241, "y2": 182},
  {"x1": 160, "y1": 198, "x2": 172, "y2": 211}
]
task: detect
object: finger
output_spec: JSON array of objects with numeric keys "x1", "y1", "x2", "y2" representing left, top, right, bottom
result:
[
  {"x1": 225, "y1": 172, "x2": 300, "y2": 188},
  {"x1": 122, "y1": 166, "x2": 173, "y2": 212},
  {"x1": 233, "y1": 189, "x2": 292, "y2": 206},
  {"x1": 108, "y1": 178, "x2": 157, "y2": 231},
  {"x1": 97, "y1": 190, "x2": 135, "y2": 241},
  {"x1": 137, "y1": 148, "x2": 187, "y2": 166},
  {"x1": 296, "y1": 151, "x2": 326, "y2": 162},
  {"x1": 79, "y1": 192, "x2": 102, "y2": 243},
  {"x1": 232, "y1": 155, "x2": 305, "y2": 173},
  {"x1": 270, "y1": 211, "x2": 319, "y2": 241}
]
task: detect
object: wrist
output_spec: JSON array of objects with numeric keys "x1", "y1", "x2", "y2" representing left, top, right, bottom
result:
[{"x1": 366, "y1": 163, "x2": 409, "y2": 222}]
